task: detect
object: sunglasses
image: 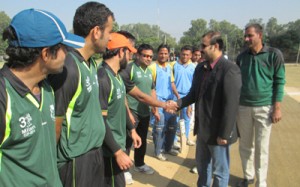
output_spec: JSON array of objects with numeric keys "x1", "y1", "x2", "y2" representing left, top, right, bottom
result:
[
  {"x1": 244, "y1": 34, "x2": 254, "y2": 38},
  {"x1": 141, "y1": 54, "x2": 153, "y2": 59}
]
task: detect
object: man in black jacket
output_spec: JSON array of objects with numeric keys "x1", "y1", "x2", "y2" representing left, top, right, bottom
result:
[{"x1": 177, "y1": 31, "x2": 241, "y2": 187}]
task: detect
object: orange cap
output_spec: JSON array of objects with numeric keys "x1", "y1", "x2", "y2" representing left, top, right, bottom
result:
[{"x1": 107, "y1": 33, "x2": 137, "y2": 53}]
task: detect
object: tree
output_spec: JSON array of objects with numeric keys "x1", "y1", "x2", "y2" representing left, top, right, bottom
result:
[
  {"x1": 208, "y1": 20, "x2": 244, "y2": 59},
  {"x1": 179, "y1": 19, "x2": 208, "y2": 48},
  {"x1": 263, "y1": 19, "x2": 300, "y2": 62},
  {"x1": 179, "y1": 19, "x2": 243, "y2": 60},
  {"x1": 266, "y1": 17, "x2": 280, "y2": 38},
  {"x1": 119, "y1": 23, "x2": 177, "y2": 52},
  {"x1": 113, "y1": 22, "x2": 119, "y2": 32},
  {"x1": 247, "y1": 18, "x2": 265, "y2": 28},
  {"x1": 0, "y1": 11, "x2": 11, "y2": 56}
]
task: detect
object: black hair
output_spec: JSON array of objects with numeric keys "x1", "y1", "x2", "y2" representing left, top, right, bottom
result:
[
  {"x1": 157, "y1": 43, "x2": 170, "y2": 53},
  {"x1": 102, "y1": 47, "x2": 128, "y2": 60},
  {"x1": 73, "y1": 1, "x2": 115, "y2": 37},
  {"x1": 117, "y1": 30, "x2": 136, "y2": 43},
  {"x1": 192, "y1": 46, "x2": 201, "y2": 53},
  {"x1": 2, "y1": 26, "x2": 63, "y2": 68},
  {"x1": 202, "y1": 31, "x2": 224, "y2": 50},
  {"x1": 245, "y1": 23, "x2": 263, "y2": 34},
  {"x1": 181, "y1": 45, "x2": 193, "y2": 52},
  {"x1": 137, "y1": 44, "x2": 154, "y2": 54}
]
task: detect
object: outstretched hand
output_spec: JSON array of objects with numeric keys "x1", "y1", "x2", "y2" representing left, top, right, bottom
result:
[{"x1": 164, "y1": 100, "x2": 178, "y2": 114}]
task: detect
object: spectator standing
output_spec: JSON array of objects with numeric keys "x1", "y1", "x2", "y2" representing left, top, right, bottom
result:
[
  {"x1": 236, "y1": 23, "x2": 285, "y2": 187},
  {"x1": 172, "y1": 45, "x2": 195, "y2": 146},
  {"x1": 149, "y1": 44, "x2": 180, "y2": 161},
  {"x1": 121, "y1": 44, "x2": 157, "y2": 177},
  {"x1": 119, "y1": 41, "x2": 178, "y2": 184},
  {"x1": 191, "y1": 47, "x2": 202, "y2": 65}
]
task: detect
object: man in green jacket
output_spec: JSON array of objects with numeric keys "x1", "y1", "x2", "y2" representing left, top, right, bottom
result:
[{"x1": 236, "y1": 23, "x2": 285, "y2": 187}]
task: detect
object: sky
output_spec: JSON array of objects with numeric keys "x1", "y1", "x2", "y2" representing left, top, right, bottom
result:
[{"x1": 1, "y1": 0, "x2": 299, "y2": 41}]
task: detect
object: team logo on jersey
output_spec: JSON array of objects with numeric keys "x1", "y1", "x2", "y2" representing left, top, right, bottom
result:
[
  {"x1": 86, "y1": 76, "x2": 92, "y2": 92},
  {"x1": 19, "y1": 113, "x2": 36, "y2": 137},
  {"x1": 136, "y1": 71, "x2": 142, "y2": 78},
  {"x1": 117, "y1": 88, "x2": 122, "y2": 99},
  {"x1": 50, "y1": 104, "x2": 55, "y2": 121}
]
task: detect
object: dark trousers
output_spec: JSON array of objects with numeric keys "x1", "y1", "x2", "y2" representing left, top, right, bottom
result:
[
  {"x1": 103, "y1": 156, "x2": 125, "y2": 187},
  {"x1": 59, "y1": 147, "x2": 104, "y2": 187},
  {"x1": 151, "y1": 108, "x2": 178, "y2": 155},
  {"x1": 126, "y1": 113, "x2": 150, "y2": 167}
]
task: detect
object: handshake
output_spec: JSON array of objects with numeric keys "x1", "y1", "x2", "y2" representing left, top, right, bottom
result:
[
  {"x1": 151, "y1": 100, "x2": 179, "y2": 122},
  {"x1": 163, "y1": 100, "x2": 179, "y2": 114}
]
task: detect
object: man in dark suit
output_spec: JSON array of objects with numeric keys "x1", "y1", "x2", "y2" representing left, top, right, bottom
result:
[{"x1": 177, "y1": 31, "x2": 242, "y2": 187}]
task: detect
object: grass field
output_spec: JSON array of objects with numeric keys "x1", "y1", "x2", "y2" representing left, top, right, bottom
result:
[{"x1": 285, "y1": 64, "x2": 300, "y2": 88}]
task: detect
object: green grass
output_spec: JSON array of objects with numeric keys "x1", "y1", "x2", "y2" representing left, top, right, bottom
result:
[{"x1": 285, "y1": 64, "x2": 300, "y2": 88}]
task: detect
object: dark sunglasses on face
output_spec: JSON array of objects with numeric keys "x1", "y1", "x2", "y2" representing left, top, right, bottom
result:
[
  {"x1": 244, "y1": 34, "x2": 254, "y2": 38},
  {"x1": 141, "y1": 54, "x2": 153, "y2": 59}
]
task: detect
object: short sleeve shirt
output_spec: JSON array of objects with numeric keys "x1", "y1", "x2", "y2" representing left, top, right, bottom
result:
[
  {"x1": 0, "y1": 65, "x2": 62, "y2": 187},
  {"x1": 119, "y1": 62, "x2": 154, "y2": 117},
  {"x1": 48, "y1": 49, "x2": 105, "y2": 164}
]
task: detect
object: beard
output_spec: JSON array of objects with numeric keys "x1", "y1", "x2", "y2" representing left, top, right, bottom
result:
[{"x1": 120, "y1": 54, "x2": 128, "y2": 70}]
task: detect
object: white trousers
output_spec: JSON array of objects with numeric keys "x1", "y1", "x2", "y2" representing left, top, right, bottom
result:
[{"x1": 237, "y1": 105, "x2": 273, "y2": 187}]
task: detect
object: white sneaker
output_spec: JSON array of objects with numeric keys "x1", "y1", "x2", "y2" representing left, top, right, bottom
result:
[
  {"x1": 156, "y1": 153, "x2": 167, "y2": 161},
  {"x1": 187, "y1": 139, "x2": 195, "y2": 146},
  {"x1": 134, "y1": 164, "x2": 155, "y2": 174},
  {"x1": 173, "y1": 141, "x2": 181, "y2": 150},
  {"x1": 190, "y1": 166, "x2": 198, "y2": 174},
  {"x1": 124, "y1": 171, "x2": 133, "y2": 185}
]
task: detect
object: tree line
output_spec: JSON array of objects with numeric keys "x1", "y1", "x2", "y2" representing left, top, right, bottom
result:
[{"x1": 1, "y1": 10, "x2": 299, "y2": 62}]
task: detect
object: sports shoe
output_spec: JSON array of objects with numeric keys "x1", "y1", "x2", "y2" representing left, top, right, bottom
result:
[
  {"x1": 156, "y1": 153, "x2": 167, "y2": 161},
  {"x1": 236, "y1": 178, "x2": 255, "y2": 187},
  {"x1": 165, "y1": 149, "x2": 179, "y2": 156},
  {"x1": 190, "y1": 166, "x2": 198, "y2": 174},
  {"x1": 187, "y1": 139, "x2": 195, "y2": 146},
  {"x1": 134, "y1": 164, "x2": 155, "y2": 174},
  {"x1": 173, "y1": 141, "x2": 181, "y2": 150},
  {"x1": 124, "y1": 171, "x2": 133, "y2": 185}
]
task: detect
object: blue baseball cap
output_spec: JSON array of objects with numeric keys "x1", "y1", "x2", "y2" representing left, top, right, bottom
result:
[{"x1": 9, "y1": 9, "x2": 85, "y2": 48}]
